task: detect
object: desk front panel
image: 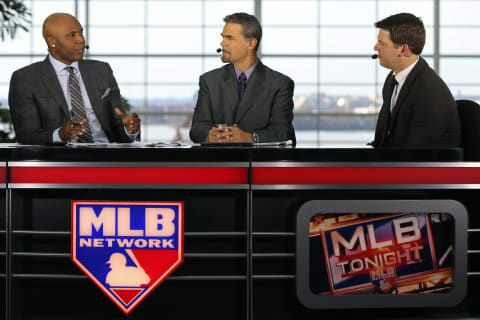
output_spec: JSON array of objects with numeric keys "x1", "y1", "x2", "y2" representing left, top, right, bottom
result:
[
  {"x1": 251, "y1": 162, "x2": 480, "y2": 319},
  {"x1": 0, "y1": 147, "x2": 470, "y2": 320},
  {"x1": 0, "y1": 162, "x2": 6, "y2": 320},
  {"x1": 7, "y1": 161, "x2": 249, "y2": 320}
]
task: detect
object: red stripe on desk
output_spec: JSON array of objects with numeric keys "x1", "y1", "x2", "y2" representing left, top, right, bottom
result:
[
  {"x1": 10, "y1": 167, "x2": 248, "y2": 184},
  {"x1": 0, "y1": 166, "x2": 5, "y2": 183},
  {"x1": 252, "y1": 167, "x2": 480, "y2": 185}
]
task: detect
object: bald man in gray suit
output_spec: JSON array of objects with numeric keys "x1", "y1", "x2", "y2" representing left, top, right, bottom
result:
[{"x1": 8, "y1": 13, "x2": 140, "y2": 144}]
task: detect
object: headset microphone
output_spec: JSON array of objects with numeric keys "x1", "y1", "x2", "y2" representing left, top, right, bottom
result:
[
  {"x1": 216, "y1": 48, "x2": 222, "y2": 53},
  {"x1": 85, "y1": 45, "x2": 90, "y2": 50},
  {"x1": 371, "y1": 54, "x2": 378, "y2": 59}
]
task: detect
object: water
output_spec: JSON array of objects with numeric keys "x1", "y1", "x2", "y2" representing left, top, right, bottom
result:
[{"x1": 141, "y1": 123, "x2": 374, "y2": 147}]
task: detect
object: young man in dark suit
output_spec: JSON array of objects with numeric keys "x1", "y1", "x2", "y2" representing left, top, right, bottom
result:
[
  {"x1": 8, "y1": 13, "x2": 140, "y2": 144},
  {"x1": 372, "y1": 13, "x2": 460, "y2": 148},
  {"x1": 189, "y1": 12, "x2": 295, "y2": 143}
]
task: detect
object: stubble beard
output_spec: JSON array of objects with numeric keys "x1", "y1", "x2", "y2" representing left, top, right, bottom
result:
[{"x1": 221, "y1": 51, "x2": 231, "y2": 63}]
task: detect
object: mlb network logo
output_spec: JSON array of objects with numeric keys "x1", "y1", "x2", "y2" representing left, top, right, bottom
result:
[{"x1": 71, "y1": 201, "x2": 184, "y2": 315}]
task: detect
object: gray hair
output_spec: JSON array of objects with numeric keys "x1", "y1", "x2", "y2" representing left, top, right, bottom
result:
[{"x1": 223, "y1": 12, "x2": 262, "y2": 51}]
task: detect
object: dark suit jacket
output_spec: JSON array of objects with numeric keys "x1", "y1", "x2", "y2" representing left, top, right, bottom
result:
[
  {"x1": 372, "y1": 57, "x2": 460, "y2": 148},
  {"x1": 8, "y1": 57, "x2": 131, "y2": 144},
  {"x1": 189, "y1": 60, "x2": 295, "y2": 143}
]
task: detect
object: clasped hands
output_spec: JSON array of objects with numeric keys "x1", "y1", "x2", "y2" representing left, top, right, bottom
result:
[
  {"x1": 59, "y1": 107, "x2": 140, "y2": 141},
  {"x1": 207, "y1": 125, "x2": 253, "y2": 143}
]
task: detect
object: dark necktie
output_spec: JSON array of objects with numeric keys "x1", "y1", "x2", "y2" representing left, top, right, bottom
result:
[
  {"x1": 238, "y1": 72, "x2": 247, "y2": 98},
  {"x1": 379, "y1": 75, "x2": 398, "y2": 147},
  {"x1": 66, "y1": 66, "x2": 93, "y2": 143}
]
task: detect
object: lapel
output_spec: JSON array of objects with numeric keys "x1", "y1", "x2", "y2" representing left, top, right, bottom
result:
[
  {"x1": 221, "y1": 64, "x2": 238, "y2": 125},
  {"x1": 79, "y1": 60, "x2": 105, "y2": 121},
  {"x1": 390, "y1": 57, "x2": 426, "y2": 128},
  {"x1": 373, "y1": 72, "x2": 392, "y2": 144},
  {"x1": 40, "y1": 57, "x2": 69, "y2": 117},
  {"x1": 234, "y1": 60, "x2": 265, "y2": 124}
]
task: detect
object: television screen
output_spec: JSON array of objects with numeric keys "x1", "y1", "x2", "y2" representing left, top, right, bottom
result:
[
  {"x1": 309, "y1": 212, "x2": 453, "y2": 295},
  {"x1": 297, "y1": 200, "x2": 467, "y2": 309}
]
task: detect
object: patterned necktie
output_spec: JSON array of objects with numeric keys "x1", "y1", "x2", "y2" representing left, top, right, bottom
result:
[
  {"x1": 66, "y1": 66, "x2": 93, "y2": 143},
  {"x1": 379, "y1": 75, "x2": 398, "y2": 147},
  {"x1": 238, "y1": 72, "x2": 247, "y2": 98}
]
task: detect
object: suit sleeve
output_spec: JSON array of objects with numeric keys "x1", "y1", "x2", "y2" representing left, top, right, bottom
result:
[
  {"x1": 255, "y1": 77, "x2": 295, "y2": 143},
  {"x1": 104, "y1": 63, "x2": 133, "y2": 143},
  {"x1": 189, "y1": 75, "x2": 213, "y2": 143},
  {"x1": 404, "y1": 81, "x2": 460, "y2": 147},
  {"x1": 8, "y1": 70, "x2": 55, "y2": 144}
]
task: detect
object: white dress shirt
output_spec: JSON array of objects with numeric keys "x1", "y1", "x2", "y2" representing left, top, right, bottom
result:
[{"x1": 391, "y1": 57, "x2": 419, "y2": 110}]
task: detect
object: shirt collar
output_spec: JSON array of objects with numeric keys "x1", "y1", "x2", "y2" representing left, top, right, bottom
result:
[
  {"x1": 48, "y1": 54, "x2": 80, "y2": 74},
  {"x1": 393, "y1": 57, "x2": 419, "y2": 86},
  {"x1": 234, "y1": 60, "x2": 258, "y2": 82}
]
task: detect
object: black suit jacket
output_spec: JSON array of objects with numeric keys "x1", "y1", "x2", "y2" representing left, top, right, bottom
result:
[
  {"x1": 189, "y1": 60, "x2": 295, "y2": 143},
  {"x1": 8, "y1": 57, "x2": 131, "y2": 144},
  {"x1": 372, "y1": 57, "x2": 460, "y2": 148}
]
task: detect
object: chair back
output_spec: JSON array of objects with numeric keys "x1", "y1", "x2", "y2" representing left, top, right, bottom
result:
[{"x1": 457, "y1": 99, "x2": 480, "y2": 161}]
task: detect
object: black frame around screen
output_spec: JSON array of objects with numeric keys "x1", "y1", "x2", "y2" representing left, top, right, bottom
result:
[{"x1": 296, "y1": 199, "x2": 468, "y2": 309}]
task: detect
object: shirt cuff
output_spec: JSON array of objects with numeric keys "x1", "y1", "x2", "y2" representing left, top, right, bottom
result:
[
  {"x1": 252, "y1": 132, "x2": 259, "y2": 143},
  {"x1": 53, "y1": 128, "x2": 64, "y2": 143},
  {"x1": 124, "y1": 127, "x2": 140, "y2": 141}
]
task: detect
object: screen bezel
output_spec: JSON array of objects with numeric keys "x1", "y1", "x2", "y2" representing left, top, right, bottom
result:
[{"x1": 296, "y1": 200, "x2": 468, "y2": 309}]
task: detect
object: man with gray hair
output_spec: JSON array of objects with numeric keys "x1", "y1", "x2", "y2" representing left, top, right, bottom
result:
[{"x1": 190, "y1": 12, "x2": 295, "y2": 143}]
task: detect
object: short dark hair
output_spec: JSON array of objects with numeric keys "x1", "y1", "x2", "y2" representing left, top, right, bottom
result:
[
  {"x1": 223, "y1": 12, "x2": 262, "y2": 51},
  {"x1": 375, "y1": 13, "x2": 425, "y2": 55}
]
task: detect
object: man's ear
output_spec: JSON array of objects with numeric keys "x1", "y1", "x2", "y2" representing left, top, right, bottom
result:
[
  {"x1": 47, "y1": 35, "x2": 56, "y2": 48},
  {"x1": 400, "y1": 43, "x2": 413, "y2": 57},
  {"x1": 248, "y1": 38, "x2": 258, "y2": 51}
]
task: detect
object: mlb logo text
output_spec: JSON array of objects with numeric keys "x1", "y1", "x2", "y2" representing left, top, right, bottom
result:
[{"x1": 71, "y1": 201, "x2": 184, "y2": 315}]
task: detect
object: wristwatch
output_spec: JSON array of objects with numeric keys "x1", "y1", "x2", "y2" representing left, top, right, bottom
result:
[{"x1": 252, "y1": 132, "x2": 259, "y2": 143}]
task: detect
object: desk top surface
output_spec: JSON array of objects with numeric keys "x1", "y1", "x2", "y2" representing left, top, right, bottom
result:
[{"x1": 0, "y1": 143, "x2": 463, "y2": 163}]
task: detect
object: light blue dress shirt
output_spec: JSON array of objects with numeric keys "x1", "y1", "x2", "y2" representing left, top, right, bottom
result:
[
  {"x1": 49, "y1": 55, "x2": 137, "y2": 143},
  {"x1": 234, "y1": 60, "x2": 258, "y2": 83}
]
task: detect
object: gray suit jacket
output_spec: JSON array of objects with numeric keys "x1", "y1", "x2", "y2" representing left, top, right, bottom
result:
[
  {"x1": 8, "y1": 57, "x2": 131, "y2": 144},
  {"x1": 372, "y1": 57, "x2": 461, "y2": 148},
  {"x1": 189, "y1": 60, "x2": 295, "y2": 143}
]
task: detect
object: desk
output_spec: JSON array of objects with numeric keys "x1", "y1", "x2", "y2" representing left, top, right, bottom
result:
[{"x1": 1, "y1": 145, "x2": 479, "y2": 319}]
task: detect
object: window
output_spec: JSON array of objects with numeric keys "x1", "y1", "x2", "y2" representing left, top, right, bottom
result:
[{"x1": 0, "y1": 0, "x2": 475, "y2": 145}]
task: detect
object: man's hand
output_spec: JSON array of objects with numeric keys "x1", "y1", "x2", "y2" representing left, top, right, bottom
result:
[
  {"x1": 115, "y1": 108, "x2": 140, "y2": 134},
  {"x1": 207, "y1": 126, "x2": 252, "y2": 143},
  {"x1": 207, "y1": 127, "x2": 226, "y2": 142},
  {"x1": 59, "y1": 119, "x2": 87, "y2": 141}
]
